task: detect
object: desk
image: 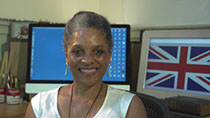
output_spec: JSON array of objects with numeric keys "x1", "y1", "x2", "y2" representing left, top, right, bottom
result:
[{"x1": 0, "y1": 103, "x2": 28, "y2": 118}]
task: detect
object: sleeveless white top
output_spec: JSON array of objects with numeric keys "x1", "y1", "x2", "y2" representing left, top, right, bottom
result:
[{"x1": 31, "y1": 86, "x2": 134, "y2": 118}]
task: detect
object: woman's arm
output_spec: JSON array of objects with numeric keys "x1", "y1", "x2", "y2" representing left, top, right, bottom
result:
[
  {"x1": 126, "y1": 95, "x2": 147, "y2": 118},
  {"x1": 24, "y1": 102, "x2": 36, "y2": 118}
]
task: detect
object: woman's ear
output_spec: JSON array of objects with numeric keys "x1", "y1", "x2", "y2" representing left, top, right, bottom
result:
[
  {"x1": 65, "y1": 52, "x2": 68, "y2": 63},
  {"x1": 108, "y1": 52, "x2": 112, "y2": 65}
]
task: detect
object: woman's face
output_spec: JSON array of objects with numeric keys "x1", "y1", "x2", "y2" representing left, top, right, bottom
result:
[{"x1": 65, "y1": 28, "x2": 111, "y2": 86}]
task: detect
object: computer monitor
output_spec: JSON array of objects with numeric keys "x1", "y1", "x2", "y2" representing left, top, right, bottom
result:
[
  {"x1": 26, "y1": 24, "x2": 131, "y2": 93},
  {"x1": 137, "y1": 29, "x2": 210, "y2": 100}
]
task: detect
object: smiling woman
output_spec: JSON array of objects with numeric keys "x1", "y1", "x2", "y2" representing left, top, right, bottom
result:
[
  {"x1": 24, "y1": 11, "x2": 147, "y2": 118},
  {"x1": 66, "y1": 27, "x2": 111, "y2": 87}
]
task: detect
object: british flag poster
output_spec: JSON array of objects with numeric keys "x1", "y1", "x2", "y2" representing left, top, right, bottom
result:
[{"x1": 145, "y1": 38, "x2": 210, "y2": 95}]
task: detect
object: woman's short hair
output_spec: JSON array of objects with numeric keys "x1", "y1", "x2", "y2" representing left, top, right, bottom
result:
[{"x1": 63, "y1": 11, "x2": 113, "y2": 53}]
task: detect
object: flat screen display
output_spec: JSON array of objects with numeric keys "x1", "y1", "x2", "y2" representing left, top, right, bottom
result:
[
  {"x1": 137, "y1": 29, "x2": 210, "y2": 100},
  {"x1": 145, "y1": 38, "x2": 210, "y2": 96},
  {"x1": 27, "y1": 24, "x2": 130, "y2": 84}
]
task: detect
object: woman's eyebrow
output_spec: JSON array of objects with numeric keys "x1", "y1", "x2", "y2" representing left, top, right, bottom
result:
[
  {"x1": 72, "y1": 44, "x2": 82, "y2": 49},
  {"x1": 94, "y1": 45, "x2": 105, "y2": 48}
]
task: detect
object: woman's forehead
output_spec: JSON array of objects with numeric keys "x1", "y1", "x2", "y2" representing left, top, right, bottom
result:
[
  {"x1": 74, "y1": 27, "x2": 103, "y2": 37},
  {"x1": 68, "y1": 28, "x2": 108, "y2": 47}
]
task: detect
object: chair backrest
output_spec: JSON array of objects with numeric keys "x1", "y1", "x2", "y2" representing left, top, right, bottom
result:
[{"x1": 129, "y1": 91, "x2": 169, "y2": 118}]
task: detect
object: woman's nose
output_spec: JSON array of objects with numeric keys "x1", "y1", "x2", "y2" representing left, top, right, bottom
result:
[{"x1": 81, "y1": 53, "x2": 94, "y2": 65}]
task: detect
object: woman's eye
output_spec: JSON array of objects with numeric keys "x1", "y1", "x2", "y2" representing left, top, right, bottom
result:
[
  {"x1": 72, "y1": 49, "x2": 82, "y2": 56},
  {"x1": 95, "y1": 50, "x2": 104, "y2": 55}
]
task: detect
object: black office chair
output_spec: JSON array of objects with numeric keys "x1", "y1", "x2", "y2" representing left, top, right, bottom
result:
[{"x1": 129, "y1": 91, "x2": 169, "y2": 118}]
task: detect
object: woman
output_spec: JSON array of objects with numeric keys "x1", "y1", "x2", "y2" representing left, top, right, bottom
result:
[{"x1": 25, "y1": 11, "x2": 147, "y2": 118}]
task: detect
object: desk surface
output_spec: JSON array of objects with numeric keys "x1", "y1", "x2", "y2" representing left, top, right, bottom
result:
[{"x1": 0, "y1": 103, "x2": 28, "y2": 118}]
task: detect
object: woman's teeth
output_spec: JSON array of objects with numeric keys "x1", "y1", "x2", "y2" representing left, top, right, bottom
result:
[{"x1": 80, "y1": 69, "x2": 97, "y2": 73}]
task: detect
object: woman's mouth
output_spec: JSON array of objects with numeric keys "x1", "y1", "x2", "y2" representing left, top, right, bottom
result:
[{"x1": 79, "y1": 68, "x2": 98, "y2": 76}]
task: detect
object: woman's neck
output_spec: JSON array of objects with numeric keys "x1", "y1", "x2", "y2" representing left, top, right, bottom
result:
[{"x1": 72, "y1": 82, "x2": 104, "y2": 99}]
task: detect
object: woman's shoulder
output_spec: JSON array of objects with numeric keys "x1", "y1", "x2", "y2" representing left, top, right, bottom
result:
[
  {"x1": 32, "y1": 87, "x2": 60, "y2": 105},
  {"x1": 108, "y1": 86, "x2": 134, "y2": 97},
  {"x1": 38, "y1": 87, "x2": 60, "y2": 97},
  {"x1": 96, "y1": 86, "x2": 135, "y2": 117},
  {"x1": 107, "y1": 86, "x2": 135, "y2": 105},
  {"x1": 31, "y1": 87, "x2": 61, "y2": 117}
]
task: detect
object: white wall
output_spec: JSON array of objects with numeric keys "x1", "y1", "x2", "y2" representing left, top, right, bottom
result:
[
  {"x1": 0, "y1": 0, "x2": 101, "y2": 23},
  {"x1": 1, "y1": 0, "x2": 210, "y2": 26},
  {"x1": 60, "y1": 0, "x2": 101, "y2": 23},
  {"x1": 124, "y1": 0, "x2": 210, "y2": 27},
  {"x1": 99, "y1": 0, "x2": 124, "y2": 24},
  {"x1": 0, "y1": 0, "x2": 123, "y2": 23},
  {"x1": 0, "y1": 0, "x2": 64, "y2": 22}
]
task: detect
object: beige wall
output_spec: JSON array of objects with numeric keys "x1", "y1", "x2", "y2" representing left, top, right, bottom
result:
[
  {"x1": 0, "y1": 0, "x2": 64, "y2": 22},
  {"x1": 99, "y1": 0, "x2": 124, "y2": 24},
  {"x1": 1, "y1": 0, "x2": 210, "y2": 27},
  {"x1": 0, "y1": 0, "x2": 123, "y2": 23},
  {"x1": 60, "y1": 0, "x2": 100, "y2": 23},
  {"x1": 124, "y1": 0, "x2": 210, "y2": 27}
]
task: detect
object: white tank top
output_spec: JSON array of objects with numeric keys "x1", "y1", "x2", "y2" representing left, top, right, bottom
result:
[{"x1": 32, "y1": 86, "x2": 134, "y2": 118}]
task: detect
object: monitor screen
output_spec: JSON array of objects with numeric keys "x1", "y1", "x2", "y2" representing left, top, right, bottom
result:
[
  {"x1": 137, "y1": 29, "x2": 210, "y2": 100},
  {"x1": 26, "y1": 24, "x2": 131, "y2": 93}
]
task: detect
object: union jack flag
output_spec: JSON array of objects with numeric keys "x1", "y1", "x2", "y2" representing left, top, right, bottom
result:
[{"x1": 145, "y1": 40, "x2": 210, "y2": 95}]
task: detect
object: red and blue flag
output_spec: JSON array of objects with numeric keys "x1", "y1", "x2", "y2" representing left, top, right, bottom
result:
[{"x1": 145, "y1": 39, "x2": 210, "y2": 95}]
